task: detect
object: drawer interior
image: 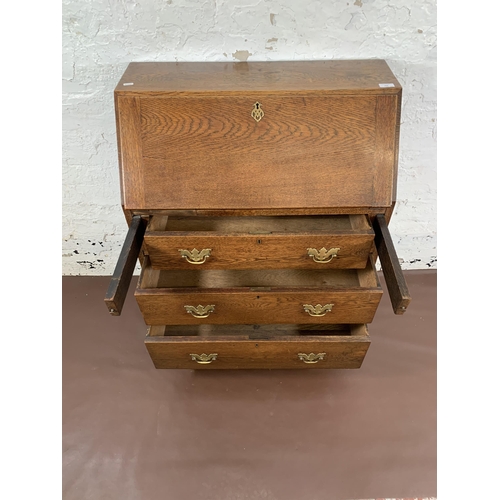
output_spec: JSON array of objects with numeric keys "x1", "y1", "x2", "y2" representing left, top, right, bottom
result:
[
  {"x1": 146, "y1": 214, "x2": 372, "y2": 234},
  {"x1": 148, "y1": 323, "x2": 367, "y2": 338},
  {"x1": 138, "y1": 259, "x2": 380, "y2": 290}
]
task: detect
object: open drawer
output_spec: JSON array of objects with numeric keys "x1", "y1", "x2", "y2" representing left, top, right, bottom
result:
[
  {"x1": 145, "y1": 324, "x2": 371, "y2": 369},
  {"x1": 105, "y1": 214, "x2": 410, "y2": 317},
  {"x1": 143, "y1": 215, "x2": 374, "y2": 270},
  {"x1": 135, "y1": 256, "x2": 382, "y2": 326}
]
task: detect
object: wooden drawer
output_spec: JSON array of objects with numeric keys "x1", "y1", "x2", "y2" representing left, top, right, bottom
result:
[
  {"x1": 145, "y1": 324, "x2": 370, "y2": 369},
  {"x1": 144, "y1": 214, "x2": 374, "y2": 270},
  {"x1": 135, "y1": 256, "x2": 382, "y2": 325}
]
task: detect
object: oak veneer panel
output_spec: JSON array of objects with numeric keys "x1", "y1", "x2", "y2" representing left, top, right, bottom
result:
[
  {"x1": 144, "y1": 215, "x2": 374, "y2": 270},
  {"x1": 136, "y1": 290, "x2": 381, "y2": 326},
  {"x1": 140, "y1": 95, "x2": 375, "y2": 159},
  {"x1": 115, "y1": 60, "x2": 401, "y2": 95},
  {"x1": 106, "y1": 60, "x2": 409, "y2": 372},
  {"x1": 114, "y1": 92, "x2": 125, "y2": 206},
  {"x1": 116, "y1": 97, "x2": 145, "y2": 208},
  {"x1": 146, "y1": 234, "x2": 373, "y2": 270},
  {"x1": 373, "y1": 95, "x2": 398, "y2": 205},
  {"x1": 132, "y1": 95, "x2": 394, "y2": 210},
  {"x1": 135, "y1": 263, "x2": 382, "y2": 325},
  {"x1": 392, "y1": 91, "x2": 403, "y2": 202},
  {"x1": 145, "y1": 325, "x2": 370, "y2": 369}
]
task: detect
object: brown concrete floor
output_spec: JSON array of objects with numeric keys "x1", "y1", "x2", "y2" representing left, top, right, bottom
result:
[{"x1": 62, "y1": 270, "x2": 436, "y2": 500}]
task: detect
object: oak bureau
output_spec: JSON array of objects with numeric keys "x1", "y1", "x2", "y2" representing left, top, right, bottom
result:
[{"x1": 104, "y1": 60, "x2": 411, "y2": 370}]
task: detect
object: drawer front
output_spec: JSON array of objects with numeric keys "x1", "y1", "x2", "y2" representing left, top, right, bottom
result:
[
  {"x1": 144, "y1": 215, "x2": 374, "y2": 270},
  {"x1": 135, "y1": 290, "x2": 381, "y2": 326},
  {"x1": 145, "y1": 233, "x2": 373, "y2": 270},
  {"x1": 145, "y1": 330, "x2": 371, "y2": 369},
  {"x1": 117, "y1": 95, "x2": 397, "y2": 210},
  {"x1": 135, "y1": 258, "x2": 382, "y2": 326}
]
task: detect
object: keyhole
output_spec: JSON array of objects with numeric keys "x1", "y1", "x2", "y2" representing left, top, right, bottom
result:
[{"x1": 257, "y1": 239, "x2": 262, "y2": 244}]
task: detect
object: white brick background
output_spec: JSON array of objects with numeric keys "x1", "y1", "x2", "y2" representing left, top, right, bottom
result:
[{"x1": 62, "y1": 0, "x2": 436, "y2": 275}]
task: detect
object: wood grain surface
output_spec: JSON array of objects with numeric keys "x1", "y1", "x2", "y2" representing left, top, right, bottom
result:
[
  {"x1": 115, "y1": 61, "x2": 401, "y2": 212},
  {"x1": 135, "y1": 259, "x2": 382, "y2": 325},
  {"x1": 109, "y1": 61, "x2": 406, "y2": 348},
  {"x1": 146, "y1": 234, "x2": 373, "y2": 270},
  {"x1": 116, "y1": 97, "x2": 145, "y2": 208},
  {"x1": 373, "y1": 95, "x2": 397, "y2": 204},
  {"x1": 115, "y1": 60, "x2": 401, "y2": 96},
  {"x1": 130, "y1": 207, "x2": 392, "y2": 217},
  {"x1": 158, "y1": 215, "x2": 370, "y2": 231},
  {"x1": 143, "y1": 268, "x2": 362, "y2": 288},
  {"x1": 131, "y1": 94, "x2": 395, "y2": 210},
  {"x1": 136, "y1": 290, "x2": 381, "y2": 325},
  {"x1": 144, "y1": 324, "x2": 370, "y2": 369},
  {"x1": 144, "y1": 215, "x2": 374, "y2": 270}
]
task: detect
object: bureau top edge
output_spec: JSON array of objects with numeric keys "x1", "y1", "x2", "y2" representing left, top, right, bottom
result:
[{"x1": 115, "y1": 60, "x2": 402, "y2": 95}]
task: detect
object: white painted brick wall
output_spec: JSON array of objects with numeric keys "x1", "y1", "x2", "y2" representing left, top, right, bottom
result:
[{"x1": 62, "y1": 0, "x2": 436, "y2": 275}]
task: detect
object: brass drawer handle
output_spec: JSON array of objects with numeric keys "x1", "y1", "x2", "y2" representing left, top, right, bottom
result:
[
  {"x1": 307, "y1": 247, "x2": 340, "y2": 263},
  {"x1": 190, "y1": 353, "x2": 218, "y2": 364},
  {"x1": 185, "y1": 304, "x2": 215, "y2": 318},
  {"x1": 298, "y1": 353, "x2": 326, "y2": 364},
  {"x1": 178, "y1": 248, "x2": 212, "y2": 264},
  {"x1": 303, "y1": 304, "x2": 334, "y2": 317}
]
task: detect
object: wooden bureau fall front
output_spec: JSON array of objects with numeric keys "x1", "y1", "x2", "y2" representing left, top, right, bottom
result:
[{"x1": 104, "y1": 60, "x2": 411, "y2": 370}]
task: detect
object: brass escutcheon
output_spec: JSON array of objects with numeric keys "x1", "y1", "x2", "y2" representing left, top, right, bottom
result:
[
  {"x1": 251, "y1": 102, "x2": 264, "y2": 122},
  {"x1": 307, "y1": 247, "x2": 340, "y2": 263},
  {"x1": 303, "y1": 304, "x2": 334, "y2": 317},
  {"x1": 297, "y1": 353, "x2": 326, "y2": 364},
  {"x1": 178, "y1": 248, "x2": 211, "y2": 264},
  {"x1": 190, "y1": 353, "x2": 218, "y2": 364},
  {"x1": 185, "y1": 304, "x2": 216, "y2": 318}
]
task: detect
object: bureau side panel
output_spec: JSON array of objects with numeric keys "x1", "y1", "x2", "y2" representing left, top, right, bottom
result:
[
  {"x1": 115, "y1": 96, "x2": 145, "y2": 208},
  {"x1": 392, "y1": 89, "x2": 402, "y2": 204},
  {"x1": 373, "y1": 95, "x2": 397, "y2": 207},
  {"x1": 125, "y1": 95, "x2": 396, "y2": 210}
]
